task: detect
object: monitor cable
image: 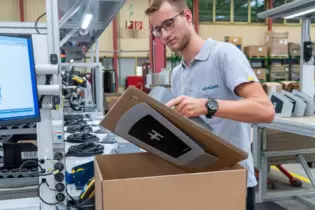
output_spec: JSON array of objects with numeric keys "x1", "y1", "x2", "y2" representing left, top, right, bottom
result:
[
  {"x1": 66, "y1": 133, "x2": 99, "y2": 143},
  {"x1": 66, "y1": 142, "x2": 104, "y2": 157},
  {"x1": 66, "y1": 125, "x2": 93, "y2": 133}
]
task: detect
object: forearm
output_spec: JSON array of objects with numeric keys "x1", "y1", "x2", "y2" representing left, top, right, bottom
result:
[{"x1": 213, "y1": 98, "x2": 275, "y2": 124}]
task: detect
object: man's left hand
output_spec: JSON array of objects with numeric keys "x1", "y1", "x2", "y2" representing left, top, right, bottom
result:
[{"x1": 165, "y1": 96, "x2": 207, "y2": 117}]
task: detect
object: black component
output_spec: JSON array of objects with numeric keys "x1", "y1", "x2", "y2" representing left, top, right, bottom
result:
[
  {"x1": 56, "y1": 193, "x2": 66, "y2": 202},
  {"x1": 128, "y1": 115, "x2": 191, "y2": 158},
  {"x1": 54, "y1": 173, "x2": 65, "y2": 182},
  {"x1": 50, "y1": 54, "x2": 58, "y2": 65},
  {"x1": 66, "y1": 125, "x2": 93, "y2": 133},
  {"x1": 54, "y1": 162, "x2": 64, "y2": 171},
  {"x1": 103, "y1": 70, "x2": 115, "y2": 93},
  {"x1": 54, "y1": 152, "x2": 64, "y2": 161},
  {"x1": 271, "y1": 95, "x2": 285, "y2": 114},
  {"x1": 5, "y1": 134, "x2": 37, "y2": 143},
  {"x1": 64, "y1": 115, "x2": 84, "y2": 121},
  {"x1": 66, "y1": 133, "x2": 99, "y2": 143},
  {"x1": 303, "y1": 41, "x2": 313, "y2": 62},
  {"x1": 35, "y1": 13, "x2": 46, "y2": 34},
  {"x1": 66, "y1": 142, "x2": 104, "y2": 157},
  {"x1": 3, "y1": 142, "x2": 37, "y2": 169},
  {"x1": 52, "y1": 95, "x2": 61, "y2": 106},
  {"x1": 55, "y1": 183, "x2": 65, "y2": 192},
  {"x1": 39, "y1": 159, "x2": 45, "y2": 164}
]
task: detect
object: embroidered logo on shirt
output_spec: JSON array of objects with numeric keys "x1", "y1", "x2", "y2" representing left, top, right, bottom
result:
[
  {"x1": 202, "y1": 85, "x2": 219, "y2": 91},
  {"x1": 247, "y1": 76, "x2": 255, "y2": 81}
]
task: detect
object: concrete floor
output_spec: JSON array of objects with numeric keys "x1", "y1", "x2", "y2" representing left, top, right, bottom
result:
[{"x1": 261, "y1": 163, "x2": 315, "y2": 209}]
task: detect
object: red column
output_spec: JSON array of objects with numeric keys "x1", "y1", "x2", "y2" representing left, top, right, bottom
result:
[
  {"x1": 112, "y1": 17, "x2": 119, "y2": 92},
  {"x1": 149, "y1": 1, "x2": 166, "y2": 73},
  {"x1": 19, "y1": 0, "x2": 25, "y2": 22},
  {"x1": 193, "y1": 0, "x2": 199, "y2": 33},
  {"x1": 267, "y1": 0, "x2": 273, "y2": 31}
]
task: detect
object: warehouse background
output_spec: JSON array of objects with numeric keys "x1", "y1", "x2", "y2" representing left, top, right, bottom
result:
[{"x1": 1, "y1": 0, "x2": 313, "y2": 85}]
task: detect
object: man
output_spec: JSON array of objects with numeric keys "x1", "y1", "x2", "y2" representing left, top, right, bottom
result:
[{"x1": 145, "y1": 0, "x2": 275, "y2": 209}]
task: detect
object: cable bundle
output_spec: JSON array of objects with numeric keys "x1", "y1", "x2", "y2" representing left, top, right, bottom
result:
[
  {"x1": 66, "y1": 125, "x2": 93, "y2": 133},
  {"x1": 66, "y1": 133, "x2": 99, "y2": 143},
  {"x1": 66, "y1": 142, "x2": 104, "y2": 157}
]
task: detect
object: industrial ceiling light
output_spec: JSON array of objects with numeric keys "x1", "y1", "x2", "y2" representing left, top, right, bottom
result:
[
  {"x1": 81, "y1": 12, "x2": 93, "y2": 30},
  {"x1": 284, "y1": 8, "x2": 315, "y2": 19}
]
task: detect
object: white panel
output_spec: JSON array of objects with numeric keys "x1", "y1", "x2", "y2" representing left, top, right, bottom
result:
[
  {"x1": 118, "y1": 58, "x2": 135, "y2": 85},
  {"x1": 0, "y1": 0, "x2": 19, "y2": 21}
]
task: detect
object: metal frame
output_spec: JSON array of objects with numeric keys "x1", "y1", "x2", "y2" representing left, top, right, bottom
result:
[{"x1": 253, "y1": 116, "x2": 315, "y2": 207}]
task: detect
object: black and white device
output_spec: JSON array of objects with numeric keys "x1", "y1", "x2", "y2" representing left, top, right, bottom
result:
[
  {"x1": 270, "y1": 92, "x2": 294, "y2": 117},
  {"x1": 114, "y1": 103, "x2": 218, "y2": 169},
  {"x1": 281, "y1": 90, "x2": 307, "y2": 117},
  {"x1": 149, "y1": 86, "x2": 213, "y2": 131},
  {"x1": 292, "y1": 90, "x2": 314, "y2": 116}
]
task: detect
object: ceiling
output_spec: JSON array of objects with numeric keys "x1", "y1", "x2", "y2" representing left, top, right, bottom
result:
[{"x1": 58, "y1": 0, "x2": 126, "y2": 61}]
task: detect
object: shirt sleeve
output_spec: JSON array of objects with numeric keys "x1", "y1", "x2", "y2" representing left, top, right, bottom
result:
[{"x1": 218, "y1": 43, "x2": 260, "y2": 94}]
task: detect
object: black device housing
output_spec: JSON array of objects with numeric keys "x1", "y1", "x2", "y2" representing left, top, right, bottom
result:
[{"x1": 304, "y1": 41, "x2": 313, "y2": 62}]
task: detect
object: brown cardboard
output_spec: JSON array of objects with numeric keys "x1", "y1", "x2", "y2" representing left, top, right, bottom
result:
[
  {"x1": 262, "y1": 82, "x2": 282, "y2": 95},
  {"x1": 280, "y1": 81, "x2": 299, "y2": 92},
  {"x1": 244, "y1": 45, "x2": 267, "y2": 57},
  {"x1": 95, "y1": 152, "x2": 247, "y2": 210},
  {"x1": 253, "y1": 68, "x2": 267, "y2": 80},
  {"x1": 264, "y1": 31, "x2": 289, "y2": 57},
  {"x1": 224, "y1": 36, "x2": 242, "y2": 45},
  {"x1": 288, "y1": 42, "x2": 300, "y2": 57},
  {"x1": 100, "y1": 86, "x2": 248, "y2": 172}
]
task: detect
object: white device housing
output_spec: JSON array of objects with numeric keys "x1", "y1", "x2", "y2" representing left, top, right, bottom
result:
[
  {"x1": 281, "y1": 90, "x2": 307, "y2": 117},
  {"x1": 270, "y1": 92, "x2": 294, "y2": 118},
  {"x1": 292, "y1": 90, "x2": 314, "y2": 116},
  {"x1": 115, "y1": 103, "x2": 218, "y2": 169}
]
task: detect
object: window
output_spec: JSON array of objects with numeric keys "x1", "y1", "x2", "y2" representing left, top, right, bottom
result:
[
  {"x1": 215, "y1": 0, "x2": 231, "y2": 22},
  {"x1": 250, "y1": 0, "x2": 265, "y2": 23},
  {"x1": 272, "y1": 0, "x2": 285, "y2": 23},
  {"x1": 199, "y1": 0, "x2": 213, "y2": 22},
  {"x1": 234, "y1": 0, "x2": 249, "y2": 22}
]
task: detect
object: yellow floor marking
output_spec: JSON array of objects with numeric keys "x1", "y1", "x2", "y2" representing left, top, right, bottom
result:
[{"x1": 271, "y1": 165, "x2": 311, "y2": 183}]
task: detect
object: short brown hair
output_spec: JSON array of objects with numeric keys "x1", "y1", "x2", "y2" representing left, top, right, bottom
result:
[{"x1": 144, "y1": 0, "x2": 188, "y2": 16}]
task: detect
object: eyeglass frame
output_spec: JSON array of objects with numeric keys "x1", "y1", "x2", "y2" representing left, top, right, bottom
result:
[{"x1": 151, "y1": 11, "x2": 184, "y2": 38}]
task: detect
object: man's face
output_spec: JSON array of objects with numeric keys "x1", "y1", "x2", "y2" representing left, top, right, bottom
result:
[{"x1": 149, "y1": 2, "x2": 192, "y2": 52}]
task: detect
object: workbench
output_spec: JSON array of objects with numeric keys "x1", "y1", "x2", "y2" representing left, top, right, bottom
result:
[{"x1": 253, "y1": 116, "x2": 315, "y2": 207}]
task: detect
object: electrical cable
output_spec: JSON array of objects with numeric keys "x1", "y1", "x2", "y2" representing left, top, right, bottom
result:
[
  {"x1": 37, "y1": 180, "x2": 60, "y2": 206},
  {"x1": 66, "y1": 125, "x2": 93, "y2": 133},
  {"x1": 66, "y1": 133, "x2": 99, "y2": 143},
  {"x1": 19, "y1": 160, "x2": 43, "y2": 176},
  {"x1": 66, "y1": 142, "x2": 104, "y2": 157},
  {"x1": 35, "y1": 13, "x2": 46, "y2": 34}
]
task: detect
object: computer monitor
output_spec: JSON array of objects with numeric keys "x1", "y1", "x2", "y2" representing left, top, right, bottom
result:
[{"x1": 0, "y1": 34, "x2": 40, "y2": 126}]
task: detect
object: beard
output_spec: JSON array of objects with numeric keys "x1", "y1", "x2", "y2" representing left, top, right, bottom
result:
[{"x1": 168, "y1": 30, "x2": 191, "y2": 53}]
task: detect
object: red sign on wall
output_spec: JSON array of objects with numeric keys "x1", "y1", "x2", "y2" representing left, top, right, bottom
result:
[
  {"x1": 134, "y1": 21, "x2": 143, "y2": 30},
  {"x1": 125, "y1": 21, "x2": 134, "y2": 30}
]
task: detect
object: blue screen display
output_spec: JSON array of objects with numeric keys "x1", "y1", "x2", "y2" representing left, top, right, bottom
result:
[{"x1": 0, "y1": 35, "x2": 40, "y2": 125}]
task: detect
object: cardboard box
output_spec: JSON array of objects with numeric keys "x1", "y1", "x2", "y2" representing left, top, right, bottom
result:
[
  {"x1": 262, "y1": 82, "x2": 282, "y2": 95},
  {"x1": 264, "y1": 31, "x2": 289, "y2": 57},
  {"x1": 244, "y1": 45, "x2": 267, "y2": 58},
  {"x1": 253, "y1": 68, "x2": 267, "y2": 80},
  {"x1": 225, "y1": 36, "x2": 242, "y2": 45},
  {"x1": 97, "y1": 86, "x2": 248, "y2": 210},
  {"x1": 288, "y1": 43, "x2": 300, "y2": 57},
  {"x1": 269, "y1": 72, "x2": 289, "y2": 81},
  {"x1": 280, "y1": 81, "x2": 300, "y2": 92},
  {"x1": 270, "y1": 64, "x2": 289, "y2": 73}
]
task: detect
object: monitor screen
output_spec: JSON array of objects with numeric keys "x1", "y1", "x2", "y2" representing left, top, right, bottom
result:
[{"x1": 0, "y1": 35, "x2": 40, "y2": 126}]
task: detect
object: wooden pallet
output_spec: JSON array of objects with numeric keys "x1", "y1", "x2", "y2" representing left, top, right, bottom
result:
[{"x1": 248, "y1": 55, "x2": 266, "y2": 59}]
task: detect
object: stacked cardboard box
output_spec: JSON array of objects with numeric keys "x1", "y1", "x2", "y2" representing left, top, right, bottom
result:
[
  {"x1": 291, "y1": 64, "x2": 300, "y2": 80},
  {"x1": 280, "y1": 81, "x2": 300, "y2": 92},
  {"x1": 269, "y1": 64, "x2": 289, "y2": 80},
  {"x1": 262, "y1": 82, "x2": 282, "y2": 95},
  {"x1": 244, "y1": 45, "x2": 267, "y2": 58},
  {"x1": 288, "y1": 43, "x2": 300, "y2": 57},
  {"x1": 225, "y1": 36, "x2": 242, "y2": 50},
  {"x1": 264, "y1": 31, "x2": 289, "y2": 57},
  {"x1": 252, "y1": 68, "x2": 267, "y2": 81}
]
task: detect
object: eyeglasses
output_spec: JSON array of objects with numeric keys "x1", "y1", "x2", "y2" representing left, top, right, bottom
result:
[{"x1": 151, "y1": 12, "x2": 183, "y2": 38}]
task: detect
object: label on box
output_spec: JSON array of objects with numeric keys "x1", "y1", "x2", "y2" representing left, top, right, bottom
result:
[
  {"x1": 279, "y1": 40, "x2": 284, "y2": 44},
  {"x1": 284, "y1": 39, "x2": 288, "y2": 45},
  {"x1": 257, "y1": 70, "x2": 261, "y2": 74},
  {"x1": 271, "y1": 86, "x2": 277, "y2": 93},
  {"x1": 233, "y1": 38, "x2": 238, "y2": 42},
  {"x1": 285, "y1": 68, "x2": 289, "y2": 72},
  {"x1": 258, "y1": 47, "x2": 262, "y2": 51}
]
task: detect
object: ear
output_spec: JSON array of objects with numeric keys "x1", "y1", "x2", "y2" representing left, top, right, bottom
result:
[{"x1": 183, "y1": 9, "x2": 193, "y2": 24}]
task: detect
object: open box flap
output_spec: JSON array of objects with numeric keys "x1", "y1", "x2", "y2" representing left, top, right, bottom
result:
[{"x1": 99, "y1": 86, "x2": 248, "y2": 172}]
